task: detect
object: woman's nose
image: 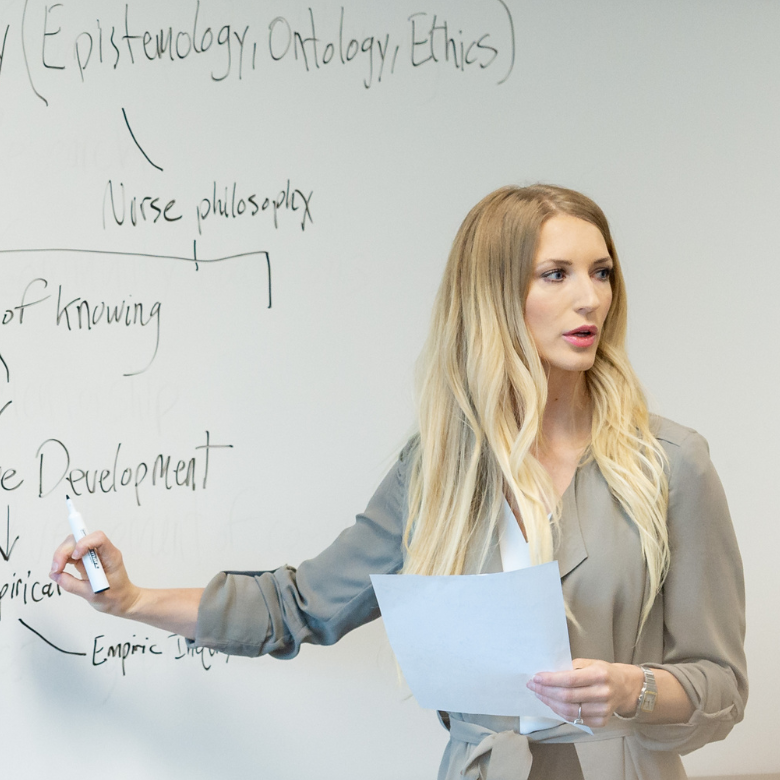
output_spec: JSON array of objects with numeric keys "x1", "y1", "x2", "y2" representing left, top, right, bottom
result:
[{"x1": 573, "y1": 278, "x2": 601, "y2": 313}]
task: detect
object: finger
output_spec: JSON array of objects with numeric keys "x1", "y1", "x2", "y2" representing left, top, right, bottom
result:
[
  {"x1": 572, "y1": 658, "x2": 596, "y2": 670},
  {"x1": 50, "y1": 535, "x2": 77, "y2": 575},
  {"x1": 71, "y1": 530, "x2": 111, "y2": 560},
  {"x1": 72, "y1": 557, "x2": 88, "y2": 579},
  {"x1": 533, "y1": 691, "x2": 563, "y2": 718},
  {"x1": 51, "y1": 568, "x2": 96, "y2": 600},
  {"x1": 533, "y1": 691, "x2": 580, "y2": 721},
  {"x1": 530, "y1": 667, "x2": 603, "y2": 689},
  {"x1": 527, "y1": 680, "x2": 610, "y2": 704},
  {"x1": 533, "y1": 692, "x2": 611, "y2": 728},
  {"x1": 51, "y1": 537, "x2": 90, "y2": 581},
  {"x1": 71, "y1": 531, "x2": 122, "y2": 573}
]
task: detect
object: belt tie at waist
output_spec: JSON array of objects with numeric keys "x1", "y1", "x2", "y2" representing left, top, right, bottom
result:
[
  {"x1": 448, "y1": 717, "x2": 635, "y2": 780},
  {"x1": 450, "y1": 720, "x2": 533, "y2": 780}
]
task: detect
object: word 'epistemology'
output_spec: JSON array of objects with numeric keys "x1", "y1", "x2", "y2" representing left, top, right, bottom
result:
[{"x1": 0, "y1": 1, "x2": 515, "y2": 96}]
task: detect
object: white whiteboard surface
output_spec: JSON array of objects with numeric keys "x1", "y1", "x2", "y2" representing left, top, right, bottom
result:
[{"x1": 0, "y1": 1, "x2": 775, "y2": 776}]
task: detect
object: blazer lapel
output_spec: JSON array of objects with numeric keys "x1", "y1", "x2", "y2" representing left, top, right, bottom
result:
[
  {"x1": 556, "y1": 468, "x2": 588, "y2": 578},
  {"x1": 477, "y1": 468, "x2": 589, "y2": 577}
]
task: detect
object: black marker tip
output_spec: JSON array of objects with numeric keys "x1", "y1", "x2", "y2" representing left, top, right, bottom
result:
[{"x1": 65, "y1": 494, "x2": 70, "y2": 500}]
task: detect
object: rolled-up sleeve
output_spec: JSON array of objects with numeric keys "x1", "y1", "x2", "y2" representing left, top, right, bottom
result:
[
  {"x1": 635, "y1": 430, "x2": 747, "y2": 753},
  {"x1": 190, "y1": 448, "x2": 410, "y2": 659}
]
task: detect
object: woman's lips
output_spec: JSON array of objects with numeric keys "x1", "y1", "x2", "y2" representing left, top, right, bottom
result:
[{"x1": 562, "y1": 326, "x2": 598, "y2": 348}]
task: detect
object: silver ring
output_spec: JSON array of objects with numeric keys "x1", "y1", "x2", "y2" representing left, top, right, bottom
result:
[{"x1": 573, "y1": 704, "x2": 584, "y2": 725}]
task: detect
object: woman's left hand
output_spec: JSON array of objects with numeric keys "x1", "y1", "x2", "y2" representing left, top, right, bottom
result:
[{"x1": 526, "y1": 658, "x2": 644, "y2": 728}]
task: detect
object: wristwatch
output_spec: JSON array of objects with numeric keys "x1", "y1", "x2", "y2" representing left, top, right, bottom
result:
[{"x1": 615, "y1": 666, "x2": 657, "y2": 721}]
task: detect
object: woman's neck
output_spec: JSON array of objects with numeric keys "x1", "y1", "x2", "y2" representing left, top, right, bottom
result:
[{"x1": 540, "y1": 367, "x2": 592, "y2": 450}]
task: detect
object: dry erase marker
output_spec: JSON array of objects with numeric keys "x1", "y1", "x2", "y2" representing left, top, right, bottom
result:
[{"x1": 65, "y1": 495, "x2": 110, "y2": 593}]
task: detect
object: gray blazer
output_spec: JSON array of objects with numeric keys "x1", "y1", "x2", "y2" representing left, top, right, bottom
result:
[{"x1": 192, "y1": 416, "x2": 747, "y2": 780}]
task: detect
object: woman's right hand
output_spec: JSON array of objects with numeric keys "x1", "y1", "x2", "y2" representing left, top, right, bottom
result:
[
  {"x1": 50, "y1": 531, "x2": 141, "y2": 619},
  {"x1": 50, "y1": 532, "x2": 204, "y2": 637}
]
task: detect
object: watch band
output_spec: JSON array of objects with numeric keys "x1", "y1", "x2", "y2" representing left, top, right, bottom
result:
[{"x1": 614, "y1": 666, "x2": 657, "y2": 721}]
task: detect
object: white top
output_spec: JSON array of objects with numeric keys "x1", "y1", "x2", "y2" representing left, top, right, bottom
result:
[{"x1": 498, "y1": 498, "x2": 565, "y2": 734}]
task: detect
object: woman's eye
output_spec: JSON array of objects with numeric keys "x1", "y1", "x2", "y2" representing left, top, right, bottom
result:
[
  {"x1": 594, "y1": 267, "x2": 613, "y2": 281},
  {"x1": 542, "y1": 269, "x2": 565, "y2": 281}
]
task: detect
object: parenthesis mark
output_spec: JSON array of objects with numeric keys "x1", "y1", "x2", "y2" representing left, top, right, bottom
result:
[
  {"x1": 496, "y1": 0, "x2": 515, "y2": 86},
  {"x1": 0, "y1": 352, "x2": 9, "y2": 382},
  {"x1": 122, "y1": 107, "x2": 164, "y2": 172},
  {"x1": 0, "y1": 25, "x2": 10, "y2": 81},
  {"x1": 21, "y1": 0, "x2": 47, "y2": 105}
]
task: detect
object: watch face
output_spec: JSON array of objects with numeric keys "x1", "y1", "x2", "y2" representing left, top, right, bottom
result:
[{"x1": 640, "y1": 690, "x2": 657, "y2": 713}]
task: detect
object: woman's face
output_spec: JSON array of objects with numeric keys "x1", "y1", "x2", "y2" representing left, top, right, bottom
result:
[{"x1": 524, "y1": 214, "x2": 614, "y2": 376}]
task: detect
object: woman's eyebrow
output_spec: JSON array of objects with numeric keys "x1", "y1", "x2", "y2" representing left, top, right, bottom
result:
[{"x1": 538, "y1": 257, "x2": 613, "y2": 265}]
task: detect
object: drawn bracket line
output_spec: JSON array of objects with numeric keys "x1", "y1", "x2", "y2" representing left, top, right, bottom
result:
[
  {"x1": 0, "y1": 247, "x2": 272, "y2": 309},
  {"x1": 122, "y1": 107, "x2": 163, "y2": 172},
  {"x1": 18, "y1": 618, "x2": 87, "y2": 656}
]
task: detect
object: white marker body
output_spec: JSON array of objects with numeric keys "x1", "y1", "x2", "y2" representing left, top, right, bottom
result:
[{"x1": 66, "y1": 497, "x2": 110, "y2": 593}]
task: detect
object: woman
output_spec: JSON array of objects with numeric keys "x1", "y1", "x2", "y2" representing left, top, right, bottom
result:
[{"x1": 50, "y1": 185, "x2": 747, "y2": 779}]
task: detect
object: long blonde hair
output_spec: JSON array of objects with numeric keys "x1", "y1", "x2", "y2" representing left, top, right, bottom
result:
[{"x1": 403, "y1": 185, "x2": 669, "y2": 628}]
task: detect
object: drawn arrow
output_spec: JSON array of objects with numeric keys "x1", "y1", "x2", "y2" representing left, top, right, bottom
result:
[{"x1": 0, "y1": 506, "x2": 19, "y2": 562}]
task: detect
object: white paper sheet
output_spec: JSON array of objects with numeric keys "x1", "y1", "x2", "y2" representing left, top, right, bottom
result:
[{"x1": 371, "y1": 562, "x2": 574, "y2": 719}]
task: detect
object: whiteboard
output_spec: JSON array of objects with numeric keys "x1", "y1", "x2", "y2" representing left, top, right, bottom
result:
[{"x1": 0, "y1": 1, "x2": 775, "y2": 777}]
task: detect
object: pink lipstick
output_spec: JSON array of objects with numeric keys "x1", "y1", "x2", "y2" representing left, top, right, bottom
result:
[{"x1": 562, "y1": 325, "x2": 598, "y2": 348}]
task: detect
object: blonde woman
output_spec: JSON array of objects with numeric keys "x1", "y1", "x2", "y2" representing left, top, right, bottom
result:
[{"x1": 51, "y1": 185, "x2": 747, "y2": 780}]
